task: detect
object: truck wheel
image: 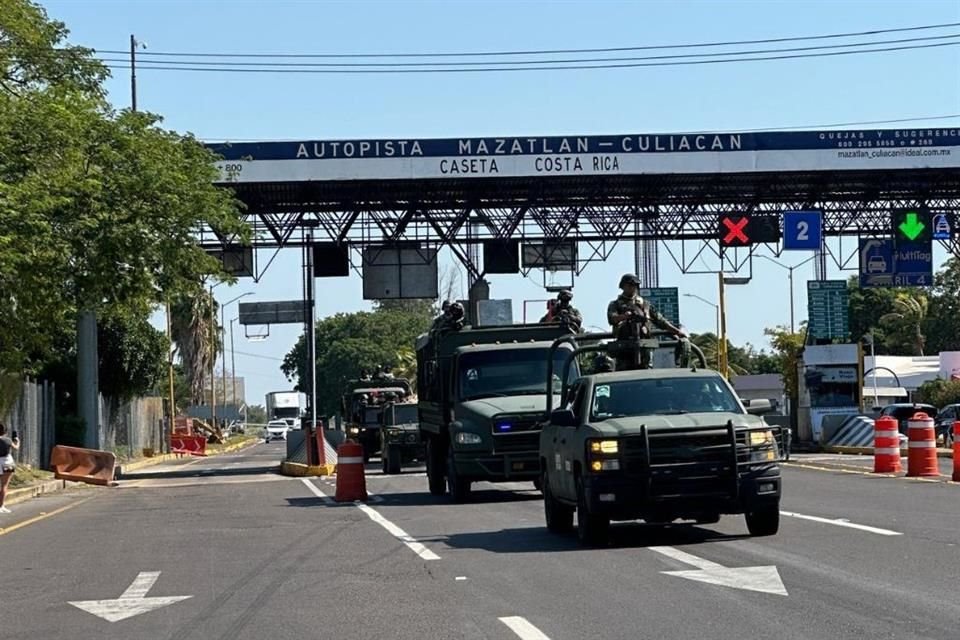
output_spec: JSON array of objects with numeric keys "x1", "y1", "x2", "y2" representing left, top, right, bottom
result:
[
  {"x1": 543, "y1": 472, "x2": 573, "y2": 533},
  {"x1": 426, "y1": 439, "x2": 446, "y2": 496},
  {"x1": 385, "y1": 446, "x2": 402, "y2": 475},
  {"x1": 576, "y1": 476, "x2": 609, "y2": 546},
  {"x1": 447, "y1": 444, "x2": 472, "y2": 503},
  {"x1": 745, "y1": 505, "x2": 780, "y2": 536}
]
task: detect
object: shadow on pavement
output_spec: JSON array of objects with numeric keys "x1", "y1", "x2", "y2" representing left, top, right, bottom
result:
[
  {"x1": 371, "y1": 488, "x2": 543, "y2": 507},
  {"x1": 122, "y1": 464, "x2": 280, "y2": 481},
  {"x1": 426, "y1": 522, "x2": 749, "y2": 553}
]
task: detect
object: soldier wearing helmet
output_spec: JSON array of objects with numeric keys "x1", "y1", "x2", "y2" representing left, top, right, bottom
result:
[
  {"x1": 539, "y1": 289, "x2": 582, "y2": 331},
  {"x1": 431, "y1": 300, "x2": 465, "y2": 336},
  {"x1": 607, "y1": 273, "x2": 686, "y2": 370}
]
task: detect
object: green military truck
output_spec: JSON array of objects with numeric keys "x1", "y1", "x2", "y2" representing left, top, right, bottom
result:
[
  {"x1": 379, "y1": 398, "x2": 423, "y2": 475},
  {"x1": 539, "y1": 332, "x2": 786, "y2": 546},
  {"x1": 341, "y1": 378, "x2": 413, "y2": 462},
  {"x1": 415, "y1": 323, "x2": 579, "y2": 502}
]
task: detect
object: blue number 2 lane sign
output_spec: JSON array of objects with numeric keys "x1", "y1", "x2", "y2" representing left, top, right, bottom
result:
[{"x1": 783, "y1": 211, "x2": 822, "y2": 250}]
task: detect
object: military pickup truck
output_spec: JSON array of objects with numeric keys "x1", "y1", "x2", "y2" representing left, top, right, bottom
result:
[
  {"x1": 539, "y1": 332, "x2": 786, "y2": 546},
  {"x1": 341, "y1": 378, "x2": 413, "y2": 461},
  {"x1": 379, "y1": 398, "x2": 422, "y2": 475},
  {"x1": 415, "y1": 323, "x2": 579, "y2": 502}
]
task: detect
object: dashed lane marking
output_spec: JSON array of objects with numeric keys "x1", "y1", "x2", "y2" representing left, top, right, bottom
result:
[
  {"x1": 499, "y1": 616, "x2": 552, "y2": 640},
  {"x1": 301, "y1": 478, "x2": 439, "y2": 560},
  {"x1": 780, "y1": 510, "x2": 902, "y2": 536}
]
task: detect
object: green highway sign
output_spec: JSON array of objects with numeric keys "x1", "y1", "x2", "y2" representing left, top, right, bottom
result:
[
  {"x1": 639, "y1": 287, "x2": 680, "y2": 327},
  {"x1": 807, "y1": 280, "x2": 850, "y2": 340},
  {"x1": 892, "y1": 207, "x2": 932, "y2": 244}
]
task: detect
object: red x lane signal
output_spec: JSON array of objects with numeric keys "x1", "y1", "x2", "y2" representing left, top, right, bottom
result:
[{"x1": 720, "y1": 215, "x2": 750, "y2": 246}]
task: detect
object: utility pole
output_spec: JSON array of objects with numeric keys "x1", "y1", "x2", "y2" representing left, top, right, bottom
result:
[
  {"x1": 221, "y1": 304, "x2": 228, "y2": 411},
  {"x1": 717, "y1": 272, "x2": 729, "y2": 379},
  {"x1": 209, "y1": 286, "x2": 217, "y2": 428},
  {"x1": 230, "y1": 318, "x2": 238, "y2": 416},
  {"x1": 129, "y1": 34, "x2": 138, "y2": 112}
]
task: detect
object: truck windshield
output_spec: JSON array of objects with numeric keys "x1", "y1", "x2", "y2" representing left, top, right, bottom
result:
[
  {"x1": 591, "y1": 376, "x2": 741, "y2": 419},
  {"x1": 458, "y1": 348, "x2": 578, "y2": 401},
  {"x1": 390, "y1": 405, "x2": 418, "y2": 425}
]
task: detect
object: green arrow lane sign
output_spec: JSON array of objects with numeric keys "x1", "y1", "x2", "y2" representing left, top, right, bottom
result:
[{"x1": 899, "y1": 212, "x2": 926, "y2": 240}]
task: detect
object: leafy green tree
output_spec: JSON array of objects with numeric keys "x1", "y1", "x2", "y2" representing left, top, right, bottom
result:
[
  {"x1": 764, "y1": 326, "x2": 805, "y2": 422},
  {"x1": 170, "y1": 290, "x2": 222, "y2": 405},
  {"x1": 97, "y1": 312, "x2": 168, "y2": 401},
  {"x1": 846, "y1": 277, "x2": 927, "y2": 355},
  {"x1": 282, "y1": 306, "x2": 433, "y2": 413},
  {"x1": 913, "y1": 378, "x2": 960, "y2": 407},
  {"x1": 0, "y1": 0, "x2": 247, "y2": 377},
  {"x1": 924, "y1": 257, "x2": 960, "y2": 355},
  {"x1": 879, "y1": 293, "x2": 928, "y2": 356}
]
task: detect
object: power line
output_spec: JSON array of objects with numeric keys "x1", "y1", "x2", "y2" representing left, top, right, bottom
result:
[
  {"x1": 89, "y1": 32, "x2": 960, "y2": 69},
  {"x1": 232, "y1": 350, "x2": 286, "y2": 361},
  {"x1": 88, "y1": 21, "x2": 960, "y2": 59},
  {"x1": 100, "y1": 40, "x2": 960, "y2": 74},
  {"x1": 197, "y1": 113, "x2": 960, "y2": 143}
]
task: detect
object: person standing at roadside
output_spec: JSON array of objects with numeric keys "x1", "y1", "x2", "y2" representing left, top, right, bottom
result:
[{"x1": 0, "y1": 423, "x2": 20, "y2": 513}]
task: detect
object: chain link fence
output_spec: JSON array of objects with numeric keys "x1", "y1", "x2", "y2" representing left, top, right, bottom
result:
[
  {"x1": 1, "y1": 378, "x2": 57, "y2": 470},
  {"x1": 99, "y1": 396, "x2": 165, "y2": 461}
]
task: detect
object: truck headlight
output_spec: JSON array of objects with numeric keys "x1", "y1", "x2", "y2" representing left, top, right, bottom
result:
[
  {"x1": 455, "y1": 432, "x2": 482, "y2": 445},
  {"x1": 590, "y1": 460, "x2": 620, "y2": 472},
  {"x1": 386, "y1": 428, "x2": 401, "y2": 438},
  {"x1": 348, "y1": 427, "x2": 360, "y2": 435},
  {"x1": 589, "y1": 439, "x2": 619, "y2": 454},
  {"x1": 749, "y1": 430, "x2": 774, "y2": 447}
]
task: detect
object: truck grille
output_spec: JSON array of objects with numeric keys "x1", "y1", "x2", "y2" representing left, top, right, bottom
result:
[
  {"x1": 621, "y1": 427, "x2": 736, "y2": 499},
  {"x1": 491, "y1": 414, "x2": 542, "y2": 454}
]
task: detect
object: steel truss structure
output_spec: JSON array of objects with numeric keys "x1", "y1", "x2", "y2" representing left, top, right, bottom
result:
[{"x1": 199, "y1": 168, "x2": 960, "y2": 282}]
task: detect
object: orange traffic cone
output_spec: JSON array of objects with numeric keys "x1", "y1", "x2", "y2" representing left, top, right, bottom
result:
[
  {"x1": 873, "y1": 416, "x2": 902, "y2": 474},
  {"x1": 906, "y1": 412, "x2": 939, "y2": 478},
  {"x1": 335, "y1": 442, "x2": 368, "y2": 502}
]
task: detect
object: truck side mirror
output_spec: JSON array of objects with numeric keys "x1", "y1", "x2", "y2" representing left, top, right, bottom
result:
[
  {"x1": 550, "y1": 408, "x2": 578, "y2": 427},
  {"x1": 745, "y1": 399, "x2": 774, "y2": 416}
]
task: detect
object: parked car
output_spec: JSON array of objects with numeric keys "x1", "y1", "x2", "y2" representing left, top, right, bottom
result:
[
  {"x1": 228, "y1": 420, "x2": 246, "y2": 434},
  {"x1": 878, "y1": 403, "x2": 939, "y2": 441},
  {"x1": 264, "y1": 419, "x2": 290, "y2": 442},
  {"x1": 935, "y1": 404, "x2": 959, "y2": 447}
]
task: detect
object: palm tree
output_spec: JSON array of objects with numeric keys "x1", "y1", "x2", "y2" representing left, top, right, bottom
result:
[
  {"x1": 170, "y1": 289, "x2": 221, "y2": 405},
  {"x1": 393, "y1": 347, "x2": 417, "y2": 392},
  {"x1": 879, "y1": 293, "x2": 927, "y2": 356}
]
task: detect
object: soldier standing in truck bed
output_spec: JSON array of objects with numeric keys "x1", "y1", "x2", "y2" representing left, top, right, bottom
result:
[
  {"x1": 539, "y1": 290, "x2": 582, "y2": 332},
  {"x1": 607, "y1": 273, "x2": 686, "y2": 370}
]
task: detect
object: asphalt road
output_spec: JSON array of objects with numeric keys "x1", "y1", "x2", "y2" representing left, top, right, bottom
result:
[{"x1": 2, "y1": 442, "x2": 959, "y2": 640}]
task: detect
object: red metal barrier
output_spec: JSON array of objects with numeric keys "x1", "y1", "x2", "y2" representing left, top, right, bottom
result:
[
  {"x1": 171, "y1": 434, "x2": 207, "y2": 457},
  {"x1": 953, "y1": 422, "x2": 960, "y2": 482},
  {"x1": 50, "y1": 445, "x2": 117, "y2": 486}
]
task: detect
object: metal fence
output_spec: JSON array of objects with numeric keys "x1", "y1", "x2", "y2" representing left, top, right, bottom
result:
[
  {"x1": 2, "y1": 379, "x2": 56, "y2": 470},
  {"x1": 99, "y1": 396, "x2": 165, "y2": 461}
]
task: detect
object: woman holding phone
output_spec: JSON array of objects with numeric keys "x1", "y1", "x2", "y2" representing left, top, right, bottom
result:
[{"x1": 0, "y1": 422, "x2": 20, "y2": 513}]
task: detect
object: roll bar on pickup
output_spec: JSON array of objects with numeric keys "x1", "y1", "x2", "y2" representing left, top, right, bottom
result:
[{"x1": 545, "y1": 331, "x2": 708, "y2": 415}]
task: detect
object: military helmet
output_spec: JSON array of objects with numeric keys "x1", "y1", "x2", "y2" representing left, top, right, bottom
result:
[
  {"x1": 449, "y1": 301, "x2": 465, "y2": 318},
  {"x1": 619, "y1": 273, "x2": 641, "y2": 288},
  {"x1": 557, "y1": 289, "x2": 573, "y2": 301},
  {"x1": 592, "y1": 353, "x2": 615, "y2": 373},
  {"x1": 441, "y1": 300, "x2": 451, "y2": 312}
]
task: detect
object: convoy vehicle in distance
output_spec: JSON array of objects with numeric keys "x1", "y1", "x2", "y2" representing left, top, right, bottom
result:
[
  {"x1": 265, "y1": 391, "x2": 304, "y2": 429},
  {"x1": 380, "y1": 398, "x2": 423, "y2": 474},
  {"x1": 415, "y1": 323, "x2": 579, "y2": 502},
  {"x1": 540, "y1": 332, "x2": 786, "y2": 546},
  {"x1": 341, "y1": 378, "x2": 413, "y2": 461}
]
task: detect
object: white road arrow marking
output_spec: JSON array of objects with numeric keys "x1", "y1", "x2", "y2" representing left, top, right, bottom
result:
[
  {"x1": 649, "y1": 546, "x2": 788, "y2": 596},
  {"x1": 69, "y1": 571, "x2": 192, "y2": 622}
]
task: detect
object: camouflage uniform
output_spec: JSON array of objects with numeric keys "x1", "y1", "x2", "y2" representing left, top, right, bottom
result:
[
  {"x1": 539, "y1": 290, "x2": 583, "y2": 332},
  {"x1": 607, "y1": 291, "x2": 682, "y2": 371}
]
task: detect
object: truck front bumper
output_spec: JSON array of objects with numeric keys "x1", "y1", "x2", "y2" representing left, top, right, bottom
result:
[
  {"x1": 582, "y1": 464, "x2": 781, "y2": 521},
  {"x1": 452, "y1": 449, "x2": 541, "y2": 481}
]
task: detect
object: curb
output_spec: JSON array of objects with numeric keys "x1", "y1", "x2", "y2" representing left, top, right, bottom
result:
[
  {"x1": 279, "y1": 461, "x2": 336, "y2": 477},
  {"x1": 10, "y1": 437, "x2": 261, "y2": 505},
  {"x1": 6, "y1": 478, "x2": 70, "y2": 506},
  {"x1": 823, "y1": 445, "x2": 953, "y2": 458},
  {"x1": 118, "y1": 436, "x2": 260, "y2": 475}
]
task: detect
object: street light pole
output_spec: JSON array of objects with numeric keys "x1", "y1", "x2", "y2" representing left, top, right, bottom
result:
[
  {"x1": 209, "y1": 286, "x2": 217, "y2": 428},
  {"x1": 682, "y1": 293, "x2": 720, "y2": 369},
  {"x1": 718, "y1": 273, "x2": 729, "y2": 379},
  {"x1": 230, "y1": 318, "x2": 238, "y2": 413},
  {"x1": 757, "y1": 254, "x2": 817, "y2": 333}
]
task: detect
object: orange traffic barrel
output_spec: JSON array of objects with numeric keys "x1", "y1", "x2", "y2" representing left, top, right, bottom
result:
[
  {"x1": 953, "y1": 422, "x2": 960, "y2": 482},
  {"x1": 873, "y1": 416, "x2": 902, "y2": 474},
  {"x1": 906, "y1": 412, "x2": 939, "y2": 478},
  {"x1": 335, "y1": 441, "x2": 368, "y2": 502}
]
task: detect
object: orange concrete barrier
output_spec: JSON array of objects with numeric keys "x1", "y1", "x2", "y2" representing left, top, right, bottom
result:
[
  {"x1": 953, "y1": 422, "x2": 960, "y2": 483},
  {"x1": 873, "y1": 416, "x2": 902, "y2": 474},
  {"x1": 335, "y1": 442, "x2": 367, "y2": 503},
  {"x1": 50, "y1": 445, "x2": 117, "y2": 486},
  {"x1": 171, "y1": 434, "x2": 207, "y2": 457},
  {"x1": 906, "y1": 412, "x2": 939, "y2": 478}
]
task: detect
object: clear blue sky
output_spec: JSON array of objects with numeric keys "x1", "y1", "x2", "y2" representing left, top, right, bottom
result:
[{"x1": 42, "y1": 0, "x2": 960, "y2": 408}]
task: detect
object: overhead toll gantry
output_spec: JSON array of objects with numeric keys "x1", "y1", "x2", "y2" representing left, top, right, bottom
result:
[{"x1": 200, "y1": 128, "x2": 960, "y2": 288}]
